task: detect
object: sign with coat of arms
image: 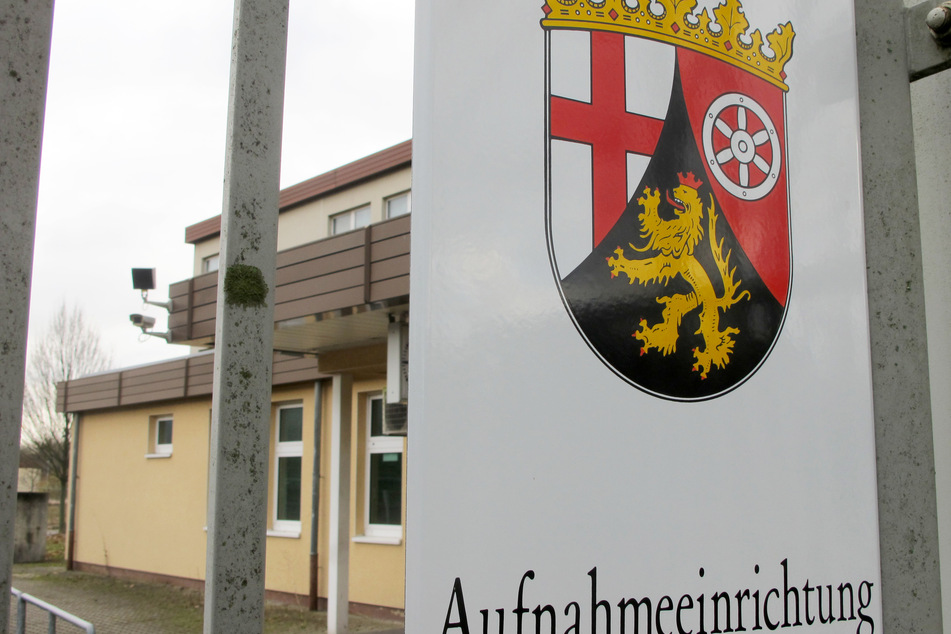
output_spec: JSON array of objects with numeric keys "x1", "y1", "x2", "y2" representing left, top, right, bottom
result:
[
  {"x1": 409, "y1": 1, "x2": 883, "y2": 632},
  {"x1": 544, "y1": 0, "x2": 794, "y2": 400}
]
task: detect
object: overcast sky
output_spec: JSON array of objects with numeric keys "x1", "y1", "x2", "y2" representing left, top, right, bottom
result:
[
  {"x1": 27, "y1": 0, "x2": 793, "y2": 373},
  {"x1": 28, "y1": 0, "x2": 415, "y2": 370}
]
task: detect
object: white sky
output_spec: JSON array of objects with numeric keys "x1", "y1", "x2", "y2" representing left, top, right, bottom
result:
[
  {"x1": 28, "y1": 0, "x2": 415, "y2": 370},
  {"x1": 27, "y1": 0, "x2": 792, "y2": 373}
]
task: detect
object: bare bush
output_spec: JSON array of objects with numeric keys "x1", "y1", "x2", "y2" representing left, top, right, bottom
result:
[{"x1": 21, "y1": 303, "x2": 111, "y2": 533}]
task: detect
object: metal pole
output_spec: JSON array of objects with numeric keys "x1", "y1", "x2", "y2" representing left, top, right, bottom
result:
[
  {"x1": 854, "y1": 0, "x2": 944, "y2": 631},
  {"x1": 309, "y1": 379, "x2": 325, "y2": 611},
  {"x1": 0, "y1": 2, "x2": 54, "y2": 632},
  {"x1": 66, "y1": 414, "x2": 80, "y2": 571},
  {"x1": 203, "y1": 1, "x2": 288, "y2": 632},
  {"x1": 16, "y1": 596, "x2": 24, "y2": 634}
]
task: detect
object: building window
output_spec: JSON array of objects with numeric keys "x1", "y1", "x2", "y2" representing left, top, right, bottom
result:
[
  {"x1": 364, "y1": 395, "x2": 403, "y2": 539},
  {"x1": 147, "y1": 415, "x2": 173, "y2": 457},
  {"x1": 385, "y1": 192, "x2": 411, "y2": 219},
  {"x1": 202, "y1": 253, "x2": 219, "y2": 273},
  {"x1": 273, "y1": 404, "x2": 303, "y2": 534},
  {"x1": 330, "y1": 205, "x2": 371, "y2": 235}
]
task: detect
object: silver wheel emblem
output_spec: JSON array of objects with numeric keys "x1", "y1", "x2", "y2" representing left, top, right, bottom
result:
[{"x1": 702, "y1": 93, "x2": 781, "y2": 201}]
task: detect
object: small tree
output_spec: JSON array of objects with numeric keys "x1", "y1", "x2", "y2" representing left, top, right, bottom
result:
[{"x1": 21, "y1": 304, "x2": 111, "y2": 534}]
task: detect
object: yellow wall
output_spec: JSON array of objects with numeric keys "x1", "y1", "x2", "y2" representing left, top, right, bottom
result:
[
  {"x1": 192, "y1": 239, "x2": 221, "y2": 277},
  {"x1": 347, "y1": 378, "x2": 407, "y2": 609},
  {"x1": 74, "y1": 399, "x2": 212, "y2": 581},
  {"x1": 191, "y1": 166, "x2": 411, "y2": 276},
  {"x1": 262, "y1": 384, "x2": 316, "y2": 597},
  {"x1": 276, "y1": 168, "x2": 411, "y2": 253},
  {"x1": 72, "y1": 376, "x2": 406, "y2": 610}
]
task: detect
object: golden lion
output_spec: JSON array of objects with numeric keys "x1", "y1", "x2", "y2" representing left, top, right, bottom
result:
[{"x1": 606, "y1": 172, "x2": 750, "y2": 379}]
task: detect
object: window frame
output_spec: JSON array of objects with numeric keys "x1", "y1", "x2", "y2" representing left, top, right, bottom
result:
[
  {"x1": 384, "y1": 191, "x2": 411, "y2": 219},
  {"x1": 362, "y1": 394, "x2": 403, "y2": 541},
  {"x1": 201, "y1": 253, "x2": 220, "y2": 273},
  {"x1": 272, "y1": 403, "x2": 304, "y2": 536},
  {"x1": 146, "y1": 415, "x2": 173, "y2": 458},
  {"x1": 330, "y1": 204, "x2": 371, "y2": 235}
]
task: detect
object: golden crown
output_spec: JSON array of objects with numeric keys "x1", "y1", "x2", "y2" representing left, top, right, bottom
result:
[{"x1": 541, "y1": 0, "x2": 795, "y2": 91}]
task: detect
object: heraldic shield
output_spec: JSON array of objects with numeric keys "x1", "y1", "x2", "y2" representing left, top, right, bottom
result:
[{"x1": 542, "y1": 0, "x2": 796, "y2": 401}]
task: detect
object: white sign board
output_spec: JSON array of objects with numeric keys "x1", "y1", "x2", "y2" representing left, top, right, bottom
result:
[{"x1": 408, "y1": 1, "x2": 881, "y2": 632}]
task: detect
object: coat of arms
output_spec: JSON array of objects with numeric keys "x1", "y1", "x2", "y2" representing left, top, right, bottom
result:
[{"x1": 542, "y1": 0, "x2": 795, "y2": 401}]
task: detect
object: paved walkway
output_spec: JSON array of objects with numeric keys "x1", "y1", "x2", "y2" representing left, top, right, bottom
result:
[{"x1": 8, "y1": 564, "x2": 404, "y2": 633}]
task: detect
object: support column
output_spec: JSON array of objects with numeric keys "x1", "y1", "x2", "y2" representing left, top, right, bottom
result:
[
  {"x1": 309, "y1": 379, "x2": 326, "y2": 611},
  {"x1": 854, "y1": 0, "x2": 944, "y2": 631},
  {"x1": 203, "y1": 1, "x2": 288, "y2": 632},
  {"x1": 0, "y1": 2, "x2": 54, "y2": 632},
  {"x1": 66, "y1": 414, "x2": 81, "y2": 571},
  {"x1": 328, "y1": 373, "x2": 353, "y2": 634}
]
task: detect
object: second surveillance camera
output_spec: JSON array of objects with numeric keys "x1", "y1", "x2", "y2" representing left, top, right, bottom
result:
[{"x1": 130, "y1": 313, "x2": 156, "y2": 329}]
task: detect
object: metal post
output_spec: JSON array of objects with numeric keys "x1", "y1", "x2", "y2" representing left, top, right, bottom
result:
[
  {"x1": 16, "y1": 596, "x2": 24, "y2": 634},
  {"x1": 854, "y1": 0, "x2": 944, "y2": 631},
  {"x1": 203, "y1": 1, "x2": 288, "y2": 632},
  {"x1": 0, "y1": 2, "x2": 54, "y2": 633},
  {"x1": 66, "y1": 414, "x2": 80, "y2": 571},
  {"x1": 309, "y1": 379, "x2": 325, "y2": 611},
  {"x1": 328, "y1": 373, "x2": 353, "y2": 634}
]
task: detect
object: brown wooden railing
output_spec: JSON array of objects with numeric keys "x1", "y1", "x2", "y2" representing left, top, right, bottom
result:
[
  {"x1": 168, "y1": 214, "x2": 411, "y2": 345},
  {"x1": 57, "y1": 216, "x2": 410, "y2": 414}
]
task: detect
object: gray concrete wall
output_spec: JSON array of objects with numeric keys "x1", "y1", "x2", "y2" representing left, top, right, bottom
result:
[{"x1": 14, "y1": 493, "x2": 48, "y2": 564}]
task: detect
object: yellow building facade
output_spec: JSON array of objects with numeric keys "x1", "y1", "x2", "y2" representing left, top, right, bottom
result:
[{"x1": 60, "y1": 142, "x2": 412, "y2": 618}]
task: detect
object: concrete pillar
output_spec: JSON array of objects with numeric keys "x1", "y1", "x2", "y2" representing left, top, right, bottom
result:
[
  {"x1": 0, "y1": 2, "x2": 54, "y2": 632},
  {"x1": 854, "y1": 0, "x2": 944, "y2": 631},
  {"x1": 328, "y1": 373, "x2": 353, "y2": 634},
  {"x1": 203, "y1": 1, "x2": 288, "y2": 632},
  {"x1": 910, "y1": 67, "x2": 951, "y2": 632},
  {"x1": 14, "y1": 493, "x2": 48, "y2": 564}
]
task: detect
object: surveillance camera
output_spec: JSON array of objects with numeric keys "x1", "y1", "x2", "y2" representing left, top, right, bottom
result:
[{"x1": 130, "y1": 313, "x2": 156, "y2": 329}]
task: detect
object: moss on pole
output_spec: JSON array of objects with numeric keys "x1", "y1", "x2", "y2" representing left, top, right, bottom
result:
[{"x1": 224, "y1": 264, "x2": 268, "y2": 308}]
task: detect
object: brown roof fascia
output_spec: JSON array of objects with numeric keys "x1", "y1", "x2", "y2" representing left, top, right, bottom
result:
[
  {"x1": 184, "y1": 140, "x2": 412, "y2": 245},
  {"x1": 58, "y1": 351, "x2": 327, "y2": 414}
]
